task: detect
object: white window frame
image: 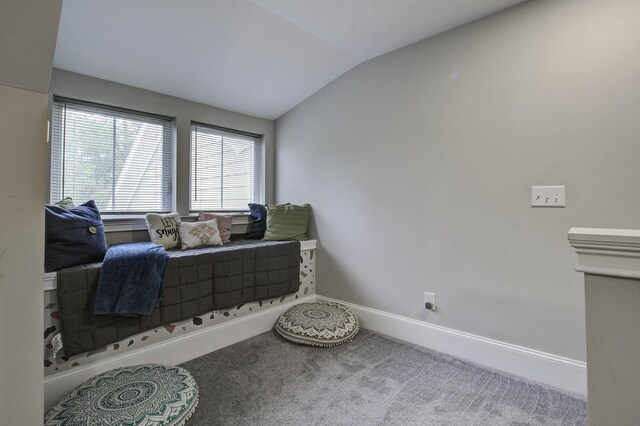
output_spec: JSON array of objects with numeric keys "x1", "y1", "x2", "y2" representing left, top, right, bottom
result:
[
  {"x1": 50, "y1": 97, "x2": 175, "y2": 215},
  {"x1": 189, "y1": 122, "x2": 264, "y2": 213}
]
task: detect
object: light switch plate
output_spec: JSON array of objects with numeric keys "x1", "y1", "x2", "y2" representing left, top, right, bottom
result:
[{"x1": 531, "y1": 186, "x2": 565, "y2": 207}]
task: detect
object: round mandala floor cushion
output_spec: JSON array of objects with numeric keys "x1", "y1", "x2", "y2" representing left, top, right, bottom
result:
[
  {"x1": 276, "y1": 302, "x2": 359, "y2": 347},
  {"x1": 45, "y1": 364, "x2": 198, "y2": 426}
]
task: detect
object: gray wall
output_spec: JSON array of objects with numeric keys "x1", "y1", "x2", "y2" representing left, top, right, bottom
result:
[
  {"x1": 0, "y1": 84, "x2": 50, "y2": 425},
  {"x1": 0, "y1": 1, "x2": 61, "y2": 423},
  {"x1": 275, "y1": 0, "x2": 640, "y2": 361},
  {"x1": 50, "y1": 69, "x2": 276, "y2": 212},
  {"x1": 0, "y1": 1, "x2": 60, "y2": 93}
]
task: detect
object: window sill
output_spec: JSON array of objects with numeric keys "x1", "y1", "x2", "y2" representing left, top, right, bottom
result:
[{"x1": 101, "y1": 213, "x2": 252, "y2": 233}]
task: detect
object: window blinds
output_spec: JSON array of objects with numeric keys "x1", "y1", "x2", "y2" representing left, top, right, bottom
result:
[
  {"x1": 190, "y1": 122, "x2": 263, "y2": 211},
  {"x1": 51, "y1": 98, "x2": 174, "y2": 213}
]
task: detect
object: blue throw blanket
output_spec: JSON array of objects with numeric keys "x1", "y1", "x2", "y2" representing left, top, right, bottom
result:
[{"x1": 92, "y1": 242, "x2": 169, "y2": 316}]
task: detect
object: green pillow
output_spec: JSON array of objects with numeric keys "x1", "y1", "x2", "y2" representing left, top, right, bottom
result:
[
  {"x1": 262, "y1": 203, "x2": 310, "y2": 241},
  {"x1": 54, "y1": 197, "x2": 75, "y2": 209}
]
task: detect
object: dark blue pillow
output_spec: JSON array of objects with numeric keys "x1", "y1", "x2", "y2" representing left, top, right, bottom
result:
[
  {"x1": 246, "y1": 203, "x2": 267, "y2": 239},
  {"x1": 45, "y1": 200, "x2": 108, "y2": 272}
]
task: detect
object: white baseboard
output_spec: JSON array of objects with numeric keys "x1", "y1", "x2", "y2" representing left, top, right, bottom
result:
[
  {"x1": 43, "y1": 294, "x2": 317, "y2": 411},
  {"x1": 317, "y1": 295, "x2": 587, "y2": 396},
  {"x1": 45, "y1": 293, "x2": 586, "y2": 411}
]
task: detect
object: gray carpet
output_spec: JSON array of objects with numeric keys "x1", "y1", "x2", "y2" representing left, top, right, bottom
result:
[{"x1": 181, "y1": 329, "x2": 587, "y2": 425}]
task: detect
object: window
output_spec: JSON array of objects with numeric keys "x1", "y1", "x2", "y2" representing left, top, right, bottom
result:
[
  {"x1": 190, "y1": 122, "x2": 263, "y2": 211},
  {"x1": 51, "y1": 98, "x2": 174, "y2": 214}
]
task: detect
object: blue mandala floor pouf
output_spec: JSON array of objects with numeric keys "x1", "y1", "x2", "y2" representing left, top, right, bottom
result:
[
  {"x1": 276, "y1": 302, "x2": 359, "y2": 347},
  {"x1": 45, "y1": 364, "x2": 198, "y2": 426}
]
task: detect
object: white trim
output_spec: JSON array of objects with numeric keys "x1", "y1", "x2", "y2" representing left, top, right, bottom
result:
[
  {"x1": 44, "y1": 272, "x2": 57, "y2": 291},
  {"x1": 569, "y1": 227, "x2": 640, "y2": 279},
  {"x1": 102, "y1": 217, "x2": 148, "y2": 232},
  {"x1": 44, "y1": 294, "x2": 317, "y2": 410},
  {"x1": 43, "y1": 241, "x2": 316, "y2": 292},
  {"x1": 317, "y1": 295, "x2": 587, "y2": 396},
  {"x1": 300, "y1": 239, "x2": 317, "y2": 251}
]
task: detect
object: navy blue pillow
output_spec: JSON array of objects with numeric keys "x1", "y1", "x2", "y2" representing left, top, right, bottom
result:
[
  {"x1": 246, "y1": 203, "x2": 267, "y2": 239},
  {"x1": 45, "y1": 200, "x2": 108, "y2": 272}
]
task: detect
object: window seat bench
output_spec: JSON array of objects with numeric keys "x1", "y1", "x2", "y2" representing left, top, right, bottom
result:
[{"x1": 43, "y1": 240, "x2": 316, "y2": 376}]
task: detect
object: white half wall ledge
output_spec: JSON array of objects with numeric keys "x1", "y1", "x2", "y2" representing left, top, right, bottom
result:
[
  {"x1": 317, "y1": 295, "x2": 587, "y2": 396},
  {"x1": 568, "y1": 227, "x2": 640, "y2": 279}
]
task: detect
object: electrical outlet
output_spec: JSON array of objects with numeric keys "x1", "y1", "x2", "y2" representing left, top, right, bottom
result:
[{"x1": 424, "y1": 292, "x2": 436, "y2": 311}]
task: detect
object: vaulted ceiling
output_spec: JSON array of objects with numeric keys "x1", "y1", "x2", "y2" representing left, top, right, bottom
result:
[{"x1": 54, "y1": 0, "x2": 527, "y2": 120}]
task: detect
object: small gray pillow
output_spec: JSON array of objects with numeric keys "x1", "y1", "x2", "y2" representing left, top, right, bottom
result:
[{"x1": 198, "y1": 212, "x2": 233, "y2": 243}]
